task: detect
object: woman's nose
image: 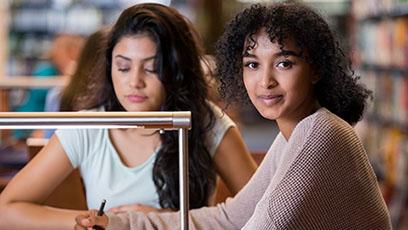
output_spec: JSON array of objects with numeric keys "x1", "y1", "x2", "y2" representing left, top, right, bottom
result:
[
  {"x1": 259, "y1": 70, "x2": 277, "y2": 89},
  {"x1": 130, "y1": 71, "x2": 146, "y2": 88}
]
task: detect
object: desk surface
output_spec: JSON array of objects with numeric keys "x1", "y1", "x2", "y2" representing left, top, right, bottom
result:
[{"x1": 0, "y1": 76, "x2": 68, "y2": 89}]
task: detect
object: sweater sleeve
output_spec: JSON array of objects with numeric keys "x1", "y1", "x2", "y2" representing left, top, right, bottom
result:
[
  {"x1": 107, "y1": 204, "x2": 232, "y2": 230},
  {"x1": 105, "y1": 134, "x2": 287, "y2": 230},
  {"x1": 105, "y1": 159, "x2": 271, "y2": 230}
]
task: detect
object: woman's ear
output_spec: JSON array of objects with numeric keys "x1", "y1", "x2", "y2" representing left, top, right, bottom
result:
[
  {"x1": 311, "y1": 74, "x2": 320, "y2": 84},
  {"x1": 310, "y1": 68, "x2": 320, "y2": 84}
]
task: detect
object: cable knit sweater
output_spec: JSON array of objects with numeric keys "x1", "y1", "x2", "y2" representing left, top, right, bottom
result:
[{"x1": 106, "y1": 108, "x2": 391, "y2": 229}]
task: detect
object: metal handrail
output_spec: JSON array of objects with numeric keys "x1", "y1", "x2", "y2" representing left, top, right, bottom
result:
[{"x1": 0, "y1": 111, "x2": 190, "y2": 230}]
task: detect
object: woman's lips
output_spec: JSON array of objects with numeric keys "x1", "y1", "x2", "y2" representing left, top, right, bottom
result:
[
  {"x1": 127, "y1": 95, "x2": 148, "y2": 103},
  {"x1": 257, "y1": 94, "x2": 283, "y2": 105}
]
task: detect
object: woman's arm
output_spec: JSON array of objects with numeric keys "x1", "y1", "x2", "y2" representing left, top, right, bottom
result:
[
  {"x1": 107, "y1": 126, "x2": 257, "y2": 215},
  {"x1": 76, "y1": 205, "x2": 236, "y2": 230},
  {"x1": 213, "y1": 127, "x2": 257, "y2": 195},
  {"x1": 0, "y1": 135, "x2": 86, "y2": 230}
]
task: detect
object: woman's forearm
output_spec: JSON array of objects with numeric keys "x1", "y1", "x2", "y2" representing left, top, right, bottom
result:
[
  {"x1": 106, "y1": 204, "x2": 235, "y2": 230},
  {"x1": 0, "y1": 201, "x2": 86, "y2": 230}
]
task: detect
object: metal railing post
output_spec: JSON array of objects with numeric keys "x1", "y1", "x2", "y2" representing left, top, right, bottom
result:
[{"x1": 179, "y1": 128, "x2": 189, "y2": 230}]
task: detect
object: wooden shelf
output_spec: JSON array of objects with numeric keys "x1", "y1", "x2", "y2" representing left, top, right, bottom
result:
[
  {"x1": 359, "y1": 63, "x2": 408, "y2": 75},
  {"x1": 0, "y1": 76, "x2": 68, "y2": 89}
]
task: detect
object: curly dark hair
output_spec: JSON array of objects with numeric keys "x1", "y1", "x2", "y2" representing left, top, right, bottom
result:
[
  {"x1": 100, "y1": 3, "x2": 216, "y2": 210},
  {"x1": 215, "y1": 1, "x2": 371, "y2": 124}
]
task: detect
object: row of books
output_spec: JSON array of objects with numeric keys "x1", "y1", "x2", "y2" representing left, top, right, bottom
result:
[
  {"x1": 11, "y1": 0, "x2": 145, "y2": 9},
  {"x1": 352, "y1": 0, "x2": 408, "y2": 19},
  {"x1": 358, "y1": 69, "x2": 408, "y2": 125},
  {"x1": 7, "y1": 2, "x2": 120, "y2": 76},
  {"x1": 354, "y1": 18, "x2": 408, "y2": 68},
  {"x1": 11, "y1": 7, "x2": 106, "y2": 35}
]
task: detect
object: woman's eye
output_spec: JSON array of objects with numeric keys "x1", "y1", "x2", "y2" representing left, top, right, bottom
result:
[
  {"x1": 145, "y1": 69, "x2": 157, "y2": 74},
  {"x1": 276, "y1": 60, "x2": 293, "y2": 69},
  {"x1": 118, "y1": 68, "x2": 130, "y2": 72},
  {"x1": 244, "y1": 62, "x2": 259, "y2": 69}
]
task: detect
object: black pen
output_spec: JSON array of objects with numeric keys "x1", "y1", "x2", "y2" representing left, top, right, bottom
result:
[{"x1": 93, "y1": 199, "x2": 106, "y2": 230}]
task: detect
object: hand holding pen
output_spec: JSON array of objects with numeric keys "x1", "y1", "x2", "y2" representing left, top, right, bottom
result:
[
  {"x1": 74, "y1": 199, "x2": 109, "y2": 230},
  {"x1": 93, "y1": 199, "x2": 106, "y2": 230}
]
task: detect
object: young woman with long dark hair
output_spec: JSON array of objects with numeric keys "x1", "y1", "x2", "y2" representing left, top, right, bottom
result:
[{"x1": 0, "y1": 3, "x2": 256, "y2": 229}]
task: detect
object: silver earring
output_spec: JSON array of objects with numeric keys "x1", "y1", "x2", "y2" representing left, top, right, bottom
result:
[{"x1": 159, "y1": 129, "x2": 165, "y2": 134}]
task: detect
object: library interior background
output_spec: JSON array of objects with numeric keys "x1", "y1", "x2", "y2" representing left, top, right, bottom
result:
[{"x1": 0, "y1": 0, "x2": 407, "y2": 229}]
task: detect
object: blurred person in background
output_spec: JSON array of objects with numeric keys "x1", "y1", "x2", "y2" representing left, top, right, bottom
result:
[
  {"x1": 0, "y1": 34, "x2": 84, "y2": 173},
  {"x1": 12, "y1": 33, "x2": 84, "y2": 140},
  {"x1": 42, "y1": 28, "x2": 110, "y2": 138}
]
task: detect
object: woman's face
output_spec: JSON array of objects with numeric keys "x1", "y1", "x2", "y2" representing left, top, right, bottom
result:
[
  {"x1": 111, "y1": 34, "x2": 165, "y2": 112},
  {"x1": 242, "y1": 28, "x2": 318, "y2": 122}
]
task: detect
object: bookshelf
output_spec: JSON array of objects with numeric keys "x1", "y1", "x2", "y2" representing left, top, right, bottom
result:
[
  {"x1": 0, "y1": 0, "x2": 122, "y2": 144},
  {"x1": 352, "y1": 0, "x2": 408, "y2": 228},
  {"x1": 7, "y1": 0, "x2": 121, "y2": 76}
]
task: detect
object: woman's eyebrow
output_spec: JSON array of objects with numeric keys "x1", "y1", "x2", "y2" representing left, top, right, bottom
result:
[
  {"x1": 242, "y1": 50, "x2": 300, "y2": 60},
  {"x1": 141, "y1": 55, "x2": 157, "y2": 62},
  {"x1": 274, "y1": 50, "x2": 301, "y2": 57},
  {"x1": 114, "y1": 55, "x2": 131, "y2": 61},
  {"x1": 114, "y1": 55, "x2": 157, "y2": 62}
]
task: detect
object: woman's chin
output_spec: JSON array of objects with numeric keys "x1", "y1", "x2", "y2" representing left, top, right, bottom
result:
[{"x1": 258, "y1": 109, "x2": 280, "y2": 121}]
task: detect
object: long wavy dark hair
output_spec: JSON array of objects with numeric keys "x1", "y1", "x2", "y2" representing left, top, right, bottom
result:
[
  {"x1": 101, "y1": 3, "x2": 216, "y2": 209},
  {"x1": 215, "y1": 1, "x2": 371, "y2": 124}
]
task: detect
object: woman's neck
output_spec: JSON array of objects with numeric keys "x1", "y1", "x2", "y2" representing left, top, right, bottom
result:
[
  {"x1": 118, "y1": 128, "x2": 159, "y2": 137},
  {"x1": 277, "y1": 102, "x2": 320, "y2": 140},
  {"x1": 109, "y1": 128, "x2": 162, "y2": 167}
]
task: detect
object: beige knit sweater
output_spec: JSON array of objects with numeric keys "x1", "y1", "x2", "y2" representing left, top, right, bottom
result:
[{"x1": 106, "y1": 108, "x2": 391, "y2": 229}]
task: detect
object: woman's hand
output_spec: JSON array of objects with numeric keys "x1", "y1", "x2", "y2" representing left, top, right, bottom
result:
[
  {"x1": 74, "y1": 210, "x2": 108, "y2": 230},
  {"x1": 109, "y1": 204, "x2": 171, "y2": 214}
]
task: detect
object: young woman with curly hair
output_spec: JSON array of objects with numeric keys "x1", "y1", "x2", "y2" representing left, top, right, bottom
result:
[
  {"x1": 74, "y1": 1, "x2": 392, "y2": 229},
  {"x1": 0, "y1": 3, "x2": 257, "y2": 229}
]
